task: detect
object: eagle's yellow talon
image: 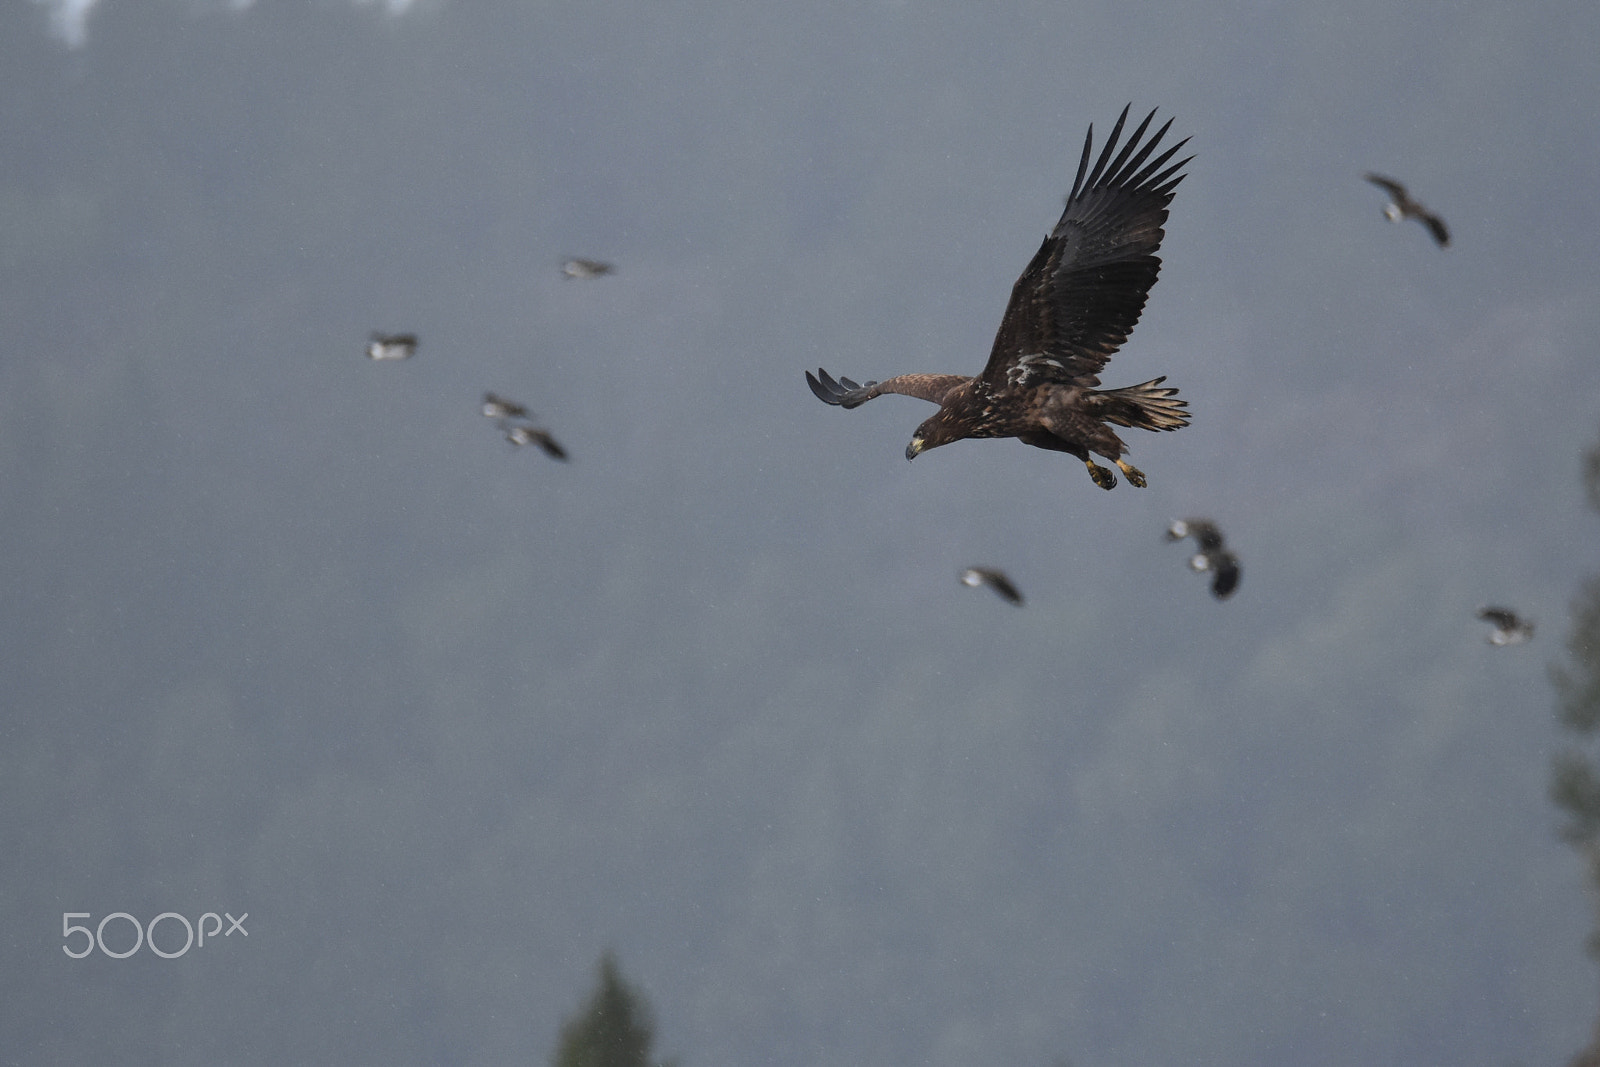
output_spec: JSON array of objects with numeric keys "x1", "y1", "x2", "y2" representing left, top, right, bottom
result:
[
  {"x1": 1086, "y1": 461, "x2": 1117, "y2": 490},
  {"x1": 1115, "y1": 459, "x2": 1147, "y2": 488}
]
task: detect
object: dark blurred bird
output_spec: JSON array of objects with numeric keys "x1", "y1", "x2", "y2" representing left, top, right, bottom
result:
[
  {"x1": 1477, "y1": 606, "x2": 1533, "y2": 646},
  {"x1": 482, "y1": 392, "x2": 529, "y2": 420},
  {"x1": 1165, "y1": 518, "x2": 1241, "y2": 599},
  {"x1": 504, "y1": 422, "x2": 568, "y2": 461},
  {"x1": 1189, "y1": 550, "x2": 1241, "y2": 600},
  {"x1": 806, "y1": 106, "x2": 1192, "y2": 490},
  {"x1": 560, "y1": 258, "x2": 614, "y2": 279},
  {"x1": 366, "y1": 332, "x2": 417, "y2": 361},
  {"x1": 1364, "y1": 173, "x2": 1451, "y2": 248},
  {"x1": 960, "y1": 567, "x2": 1024, "y2": 606}
]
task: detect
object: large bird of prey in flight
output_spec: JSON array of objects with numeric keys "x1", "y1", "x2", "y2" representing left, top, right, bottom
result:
[{"x1": 807, "y1": 106, "x2": 1192, "y2": 490}]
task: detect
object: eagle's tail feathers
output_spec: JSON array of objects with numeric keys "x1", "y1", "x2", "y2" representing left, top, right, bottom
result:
[{"x1": 1092, "y1": 377, "x2": 1189, "y2": 432}]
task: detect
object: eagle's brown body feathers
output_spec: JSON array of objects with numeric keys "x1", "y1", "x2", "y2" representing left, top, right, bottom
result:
[{"x1": 806, "y1": 106, "x2": 1192, "y2": 489}]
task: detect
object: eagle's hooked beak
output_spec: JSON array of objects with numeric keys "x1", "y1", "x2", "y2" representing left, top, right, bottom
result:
[{"x1": 905, "y1": 436, "x2": 925, "y2": 461}]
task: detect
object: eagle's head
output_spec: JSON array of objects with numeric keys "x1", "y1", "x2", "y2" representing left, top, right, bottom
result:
[{"x1": 906, "y1": 411, "x2": 964, "y2": 460}]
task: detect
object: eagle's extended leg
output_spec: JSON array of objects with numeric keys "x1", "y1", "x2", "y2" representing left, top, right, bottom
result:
[
  {"x1": 1114, "y1": 459, "x2": 1147, "y2": 488},
  {"x1": 1085, "y1": 460, "x2": 1117, "y2": 490}
]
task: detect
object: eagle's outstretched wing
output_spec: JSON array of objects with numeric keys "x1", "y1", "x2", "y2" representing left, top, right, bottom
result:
[
  {"x1": 806, "y1": 369, "x2": 969, "y2": 410},
  {"x1": 979, "y1": 106, "x2": 1190, "y2": 391}
]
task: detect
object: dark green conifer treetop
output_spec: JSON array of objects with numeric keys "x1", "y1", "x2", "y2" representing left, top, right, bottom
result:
[{"x1": 552, "y1": 953, "x2": 673, "y2": 1067}]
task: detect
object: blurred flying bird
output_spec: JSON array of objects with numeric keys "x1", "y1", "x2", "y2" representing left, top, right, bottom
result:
[
  {"x1": 482, "y1": 392, "x2": 529, "y2": 420},
  {"x1": 807, "y1": 105, "x2": 1191, "y2": 490},
  {"x1": 1166, "y1": 518, "x2": 1241, "y2": 599},
  {"x1": 1188, "y1": 550, "x2": 1241, "y2": 600},
  {"x1": 366, "y1": 332, "x2": 417, "y2": 361},
  {"x1": 1477, "y1": 606, "x2": 1533, "y2": 646},
  {"x1": 560, "y1": 258, "x2": 614, "y2": 279},
  {"x1": 1364, "y1": 173, "x2": 1451, "y2": 248},
  {"x1": 960, "y1": 567, "x2": 1024, "y2": 606},
  {"x1": 481, "y1": 391, "x2": 566, "y2": 460},
  {"x1": 1165, "y1": 518, "x2": 1224, "y2": 554},
  {"x1": 504, "y1": 422, "x2": 568, "y2": 461}
]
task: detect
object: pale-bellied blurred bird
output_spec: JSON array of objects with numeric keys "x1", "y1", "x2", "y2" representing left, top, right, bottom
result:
[
  {"x1": 504, "y1": 422, "x2": 568, "y2": 461},
  {"x1": 366, "y1": 332, "x2": 417, "y2": 361},
  {"x1": 960, "y1": 567, "x2": 1024, "y2": 606},
  {"x1": 1364, "y1": 173, "x2": 1451, "y2": 248},
  {"x1": 1477, "y1": 606, "x2": 1533, "y2": 646},
  {"x1": 482, "y1": 392, "x2": 529, "y2": 421},
  {"x1": 560, "y1": 258, "x2": 614, "y2": 279}
]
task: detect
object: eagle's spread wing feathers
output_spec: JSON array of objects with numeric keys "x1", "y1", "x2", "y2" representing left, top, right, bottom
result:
[
  {"x1": 807, "y1": 369, "x2": 969, "y2": 410},
  {"x1": 981, "y1": 106, "x2": 1191, "y2": 390}
]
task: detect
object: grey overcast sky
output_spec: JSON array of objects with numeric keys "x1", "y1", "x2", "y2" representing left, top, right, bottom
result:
[{"x1": 5, "y1": 1, "x2": 1600, "y2": 1064}]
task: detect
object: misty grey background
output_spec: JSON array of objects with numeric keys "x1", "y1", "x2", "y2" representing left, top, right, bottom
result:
[{"x1": 4, "y1": 1, "x2": 1599, "y2": 1064}]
